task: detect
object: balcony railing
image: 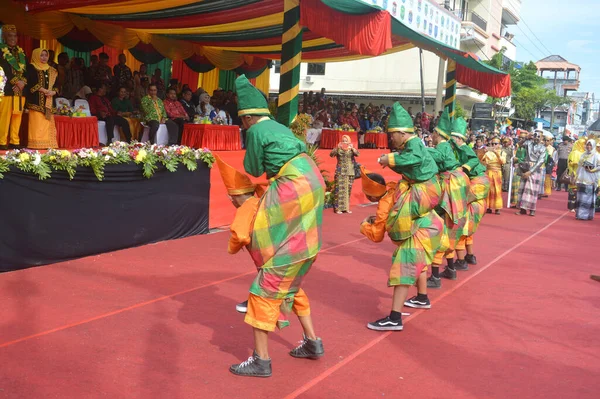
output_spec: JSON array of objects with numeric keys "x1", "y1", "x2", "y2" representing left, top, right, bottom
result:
[{"x1": 470, "y1": 12, "x2": 487, "y2": 32}]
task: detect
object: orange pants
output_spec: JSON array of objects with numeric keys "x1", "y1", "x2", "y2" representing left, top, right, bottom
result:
[{"x1": 245, "y1": 289, "x2": 311, "y2": 332}]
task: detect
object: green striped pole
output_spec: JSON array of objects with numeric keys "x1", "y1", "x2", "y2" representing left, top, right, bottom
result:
[
  {"x1": 277, "y1": 0, "x2": 303, "y2": 127},
  {"x1": 444, "y1": 60, "x2": 457, "y2": 120}
]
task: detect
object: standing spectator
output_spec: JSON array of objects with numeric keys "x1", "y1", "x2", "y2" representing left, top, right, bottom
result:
[
  {"x1": 556, "y1": 136, "x2": 573, "y2": 191},
  {"x1": 94, "y1": 52, "x2": 113, "y2": 93},
  {"x1": 62, "y1": 57, "x2": 85, "y2": 99},
  {"x1": 574, "y1": 139, "x2": 600, "y2": 220},
  {"x1": 56, "y1": 52, "x2": 69, "y2": 94},
  {"x1": 164, "y1": 87, "x2": 190, "y2": 144},
  {"x1": 515, "y1": 131, "x2": 546, "y2": 217},
  {"x1": 140, "y1": 84, "x2": 178, "y2": 145},
  {"x1": 113, "y1": 54, "x2": 132, "y2": 94},
  {"x1": 151, "y1": 69, "x2": 165, "y2": 99},
  {"x1": 330, "y1": 135, "x2": 359, "y2": 214},
  {"x1": 89, "y1": 83, "x2": 132, "y2": 144},
  {"x1": 85, "y1": 54, "x2": 98, "y2": 87}
]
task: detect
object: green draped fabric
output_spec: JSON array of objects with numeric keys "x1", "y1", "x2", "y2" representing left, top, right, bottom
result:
[
  {"x1": 146, "y1": 59, "x2": 172, "y2": 85},
  {"x1": 63, "y1": 46, "x2": 91, "y2": 66},
  {"x1": 218, "y1": 69, "x2": 236, "y2": 92}
]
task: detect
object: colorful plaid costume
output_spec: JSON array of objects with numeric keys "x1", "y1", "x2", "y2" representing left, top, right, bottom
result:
[
  {"x1": 450, "y1": 139, "x2": 490, "y2": 236},
  {"x1": 481, "y1": 150, "x2": 506, "y2": 210},
  {"x1": 386, "y1": 179, "x2": 444, "y2": 285},
  {"x1": 427, "y1": 140, "x2": 470, "y2": 246}
]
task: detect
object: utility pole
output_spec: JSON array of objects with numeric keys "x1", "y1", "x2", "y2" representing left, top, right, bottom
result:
[
  {"x1": 434, "y1": 57, "x2": 446, "y2": 114},
  {"x1": 550, "y1": 70, "x2": 557, "y2": 133},
  {"x1": 419, "y1": 48, "x2": 426, "y2": 114}
]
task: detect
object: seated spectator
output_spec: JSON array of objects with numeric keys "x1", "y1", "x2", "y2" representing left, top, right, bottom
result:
[
  {"x1": 111, "y1": 86, "x2": 134, "y2": 117},
  {"x1": 179, "y1": 88, "x2": 197, "y2": 120},
  {"x1": 164, "y1": 87, "x2": 190, "y2": 144},
  {"x1": 89, "y1": 84, "x2": 132, "y2": 144},
  {"x1": 140, "y1": 84, "x2": 178, "y2": 145},
  {"x1": 209, "y1": 105, "x2": 230, "y2": 124}
]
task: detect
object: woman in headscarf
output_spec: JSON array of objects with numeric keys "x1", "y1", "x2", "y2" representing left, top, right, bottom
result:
[
  {"x1": 567, "y1": 138, "x2": 586, "y2": 211},
  {"x1": 25, "y1": 48, "x2": 58, "y2": 149},
  {"x1": 574, "y1": 138, "x2": 600, "y2": 220},
  {"x1": 329, "y1": 134, "x2": 359, "y2": 214}
]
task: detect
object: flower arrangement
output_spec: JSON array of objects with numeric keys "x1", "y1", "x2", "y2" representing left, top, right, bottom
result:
[
  {"x1": 366, "y1": 126, "x2": 383, "y2": 133},
  {"x1": 72, "y1": 105, "x2": 88, "y2": 117},
  {"x1": 0, "y1": 142, "x2": 215, "y2": 181},
  {"x1": 194, "y1": 116, "x2": 212, "y2": 124},
  {"x1": 340, "y1": 124, "x2": 355, "y2": 132},
  {"x1": 212, "y1": 116, "x2": 226, "y2": 125},
  {"x1": 290, "y1": 113, "x2": 312, "y2": 142},
  {"x1": 56, "y1": 104, "x2": 73, "y2": 116}
]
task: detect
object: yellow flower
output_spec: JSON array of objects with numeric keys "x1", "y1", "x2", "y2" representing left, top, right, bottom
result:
[
  {"x1": 49, "y1": 156, "x2": 56, "y2": 161},
  {"x1": 18, "y1": 153, "x2": 30, "y2": 162},
  {"x1": 181, "y1": 147, "x2": 189, "y2": 154},
  {"x1": 135, "y1": 149, "x2": 147, "y2": 162},
  {"x1": 60, "y1": 150, "x2": 70, "y2": 158}
]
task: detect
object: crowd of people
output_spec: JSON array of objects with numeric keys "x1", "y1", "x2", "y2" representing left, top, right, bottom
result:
[{"x1": 0, "y1": 25, "x2": 241, "y2": 149}]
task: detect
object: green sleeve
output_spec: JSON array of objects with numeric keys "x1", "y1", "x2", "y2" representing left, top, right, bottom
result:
[
  {"x1": 426, "y1": 147, "x2": 444, "y2": 164},
  {"x1": 126, "y1": 100, "x2": 134, "y2": 113},
  {"x1": 111, "y1": 98, "x2": 120, "y2": 112},
  {"x1": 462, "y1": 145, "x2": 482, "y2": 172},
  {"x1": 244, "y1": 129, "x2": 266, "y2": 177},
  {"x1": 159, "y1": 101, "x2": 168, "y2": 120},
  {"x1": 388, "y1": 143, "x2": 422, "y2": 169}
]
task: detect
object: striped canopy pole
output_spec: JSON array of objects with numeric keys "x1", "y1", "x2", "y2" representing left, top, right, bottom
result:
[
  {"x1": 444, "y1": 59, "x2": 457, "y2": 120},
  {"x1": 277, "y1": 0, "x2": 303, "y2": 127}
]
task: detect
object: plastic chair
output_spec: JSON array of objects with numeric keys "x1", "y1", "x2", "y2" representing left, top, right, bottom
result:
[{"x1": 140, "y1": 123, "x2": 169, "y2": 145}]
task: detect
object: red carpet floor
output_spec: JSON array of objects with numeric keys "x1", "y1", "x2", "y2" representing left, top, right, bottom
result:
[{"x1": 0, "y1": 191, "x2": 598, "y2": 398}]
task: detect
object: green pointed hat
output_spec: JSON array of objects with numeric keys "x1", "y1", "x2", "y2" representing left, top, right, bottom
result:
[
  {"x1": 450, "y1": 117, "x2": 468, "y2": 140},
  {"x1": 387, "y1": 102, "x2": 414, "y2": 133},
  {"x1": 434, "y1": 110, "x2": 452, "y2": 139},
  {"x1": 235, "y1": 74, "x2": 271, "y2": 117}
]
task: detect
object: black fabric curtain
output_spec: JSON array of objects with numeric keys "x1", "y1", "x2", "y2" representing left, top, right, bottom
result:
[{"x1": 0, "y1": 162, "x2": 210, "y2": 272}]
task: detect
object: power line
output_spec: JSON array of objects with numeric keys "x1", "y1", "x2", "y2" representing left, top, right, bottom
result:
[{"x1": 506, "y1": 0, "x2": 554, "y2": 56}]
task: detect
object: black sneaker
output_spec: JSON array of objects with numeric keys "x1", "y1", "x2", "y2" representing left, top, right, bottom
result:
[
  {"x1": 464, "y1": 254, "x2": 477, "y2": 265},
  {"x1": 229, "y1": 351, "x2": 272, "y2": 378},
  {"x1": 439, "y1": 267, "x2": 457, "y2": 280},
  {"x1": 289, "y1": 335, "x2": 324, "y2": 359},
  {"x1": 236, "y1": 300, "x2": 248, "y2": 313},
  {"x1": 404, "y1": 296, "x2": 431, "y2": 309},
  {"x1": 427, "y1": 275, "x2": 442, "y2": 289},
  {"x1": 367, "y1": 316, "x2": 403, "y2": 331},
  {"x1": 486, "y1": 208, "x2": 492, "y2": 214},
  {"x1": 454, "y1": 259, "x2": 469, "y2": 271}
]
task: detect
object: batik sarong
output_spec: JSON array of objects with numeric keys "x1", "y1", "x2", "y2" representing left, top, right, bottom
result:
[
  {"x1": 386, "y1": 177, "x2": 443, "y2": 285},
  {"x1": 333, "y1": 174, "x2": 353, "y2": 212},
  {"x1": 249, "y1": 153, "x2": 325, "y2": 300},
  {"x1": 517, "y1": 166, "x2": 543, "y2": 211},
  {"x1": 486, "y1": 169, "x2": 503, "y2": 210},
  {"x1": 466, "y1": 175, "x2": 490, "y2": 236},
  {"x1": 389, "y1": 211, "x2": 444, "y2": 286},
  {"x1": 544, "y1": 174, "x2": 553, "y2": 196},
  {"x1": 510, "y1": 172, "x2": 521, "y2": 207},
  {"x1": 575, "y1": 183, "x2": 596, "y2": 220}
]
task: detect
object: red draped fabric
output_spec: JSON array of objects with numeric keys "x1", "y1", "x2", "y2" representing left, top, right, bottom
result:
[
  {"x1": 17, "y1": 33, "x2": 39, "y2": 59},
  {"x1": 456, "y1": 64, "x2": 512, "y2": 98},
  {"x1": 364, "y1": 133, "x2": 388, "y2": 149},
  {"x1": 181, "y1": 124, "x2": 242, "y2": 151},
  {"x1": 300, "y1": 0, "x2": 392, "y2": 56},
  {"x1": 171, "y1": 60, "x2": 199, "y2": 91},
  {"x1": 320, "y1": 129, "x2": 359, "y2": 149},
  {"x1": 55, "y1": 116, "x2": 100, "y2": 148},
  {"x1": 15, "y1": 1, "x2": 123, "y2": 12}
]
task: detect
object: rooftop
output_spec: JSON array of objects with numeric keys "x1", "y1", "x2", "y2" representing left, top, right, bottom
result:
[{"x1": 536, "y1": 55, "x2": 581, "y2": 72}]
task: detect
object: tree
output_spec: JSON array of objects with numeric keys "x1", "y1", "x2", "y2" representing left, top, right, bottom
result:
[{"x1": 455, "y1": 101, "x2": 466, "y2": 119}]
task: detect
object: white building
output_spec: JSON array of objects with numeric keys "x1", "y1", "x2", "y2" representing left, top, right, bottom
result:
[{"x1": 269, "y1": 0, "x2": 523, "y2": 116}]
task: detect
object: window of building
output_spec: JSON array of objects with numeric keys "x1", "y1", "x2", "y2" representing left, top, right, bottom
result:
[
  {"x1": 273, "y1": 61, "x2": 281, "y2": 74},
  {"x1": 307, "y1": 63, "x2": 326, "y2": 76}
]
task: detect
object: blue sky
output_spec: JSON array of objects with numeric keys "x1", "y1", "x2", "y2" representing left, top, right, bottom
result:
[{"x1": 514, "y1": 0, "x2": 600, "y2": 97}]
